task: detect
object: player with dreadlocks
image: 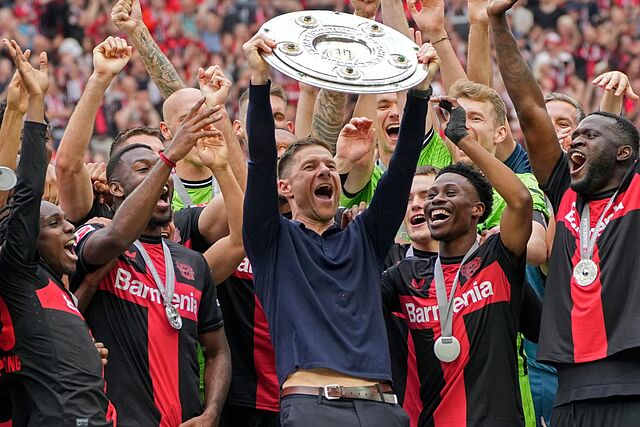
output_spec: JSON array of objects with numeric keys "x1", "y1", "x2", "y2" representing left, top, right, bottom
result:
[{"x1": 0, "y1": 39, "x2": 116, "y2": 426}]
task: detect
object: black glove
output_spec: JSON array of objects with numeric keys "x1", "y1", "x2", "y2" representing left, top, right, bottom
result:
[{"x1": 440, "y1": 100, "x2": 469, "y2": 145}]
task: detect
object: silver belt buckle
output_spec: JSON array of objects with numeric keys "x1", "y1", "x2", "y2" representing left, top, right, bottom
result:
[
  {"x1": 323, "y1": 384, "x2": 341, "y2": 400},
  {"x1": 383, "y1": 393, "x2": 398, "y2": 405}
]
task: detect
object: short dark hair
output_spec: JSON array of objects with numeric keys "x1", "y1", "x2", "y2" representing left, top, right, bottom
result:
[
  {"x1": 110, "y1": 127, "x2": 165, "y2": 157},
  {"x1": 544, "y1": 93, "x2": 586, "y2": 123},
  {"x1": 238, "y1": 83, "x2": 288, "y2": 122},
  {"x1": 437, "y1": 162, "x2": 493, "y2": 223},
  {"x1": 588, "y1": 111, "x2": 640, "y2": 154},
  {"x1": 107, "y1": 143, "x2": 153, "y2": 183},
  {"x1": 277, "y1": 137, "x2": 332, "y2": 178},
  {"x1": 415, "y1": 165, "x2": 440, "y2": 177}
]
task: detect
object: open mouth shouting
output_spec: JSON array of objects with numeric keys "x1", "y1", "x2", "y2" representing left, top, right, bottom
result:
[
  {"x1": 428, "y1": 208, "x2": 452, "y2": 226},
  {"x1": 385, "y1": 123, "x2": 400, "y2": 141},
  {"x1": 409, "y1": 213, "x2": 427, "y2": 227},
  {"x1": 568, "y1": 150, "x2": 587, "y2": 177},
  {"x1": 64, "y1": 236, "x2": 78, "y2": 261},
  {"x1": 313, "y1": 183, "x2": 334, "y2": 202},
  {"x1": 157, "y1": 185, "x2": 170, "y2": 209}
]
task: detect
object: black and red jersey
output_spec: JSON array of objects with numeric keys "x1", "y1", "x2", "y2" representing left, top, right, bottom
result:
[
  {"x1": 71, "y1": 224, "x2": 224, "y2": 426},
  {"x1": 382, "y1": 235, "x2": 525, "y2": 427},
  {"x1": 383, "y1": 243, "x2": 435, "y2": 422},
  {"x1": 172, "y1": 205, "x2": 210, "y2": 253},
  {"x1": 0, "y1": 122, "x2": 115, "y2": 426},
  {"x1": 217, "y1": 258, "x2": 279, "y2": 412},
  {"x1": 539, "y1": 156, "x2": 640, "y2": 403}
]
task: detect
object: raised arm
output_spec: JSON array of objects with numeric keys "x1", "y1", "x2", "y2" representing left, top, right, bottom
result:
[
  {"x1": 409, "y1": 0, "x2": 467, "y2": 92},
  {"x1": 294, "y1": 83, "x2": 320, "y2": 138},
  {"x1": 198, "y1": 65, "x2": 247, "y2": 189},
  {"x1": 56, "y1": 37, "x2": 132, "y2": 224},
  {"x1": 0, "y1": 71, "x2": 27, "y2": 191},
  {"x1": 488, "y1": 0, "x2": 561, "y2": 187},
  {"x1": 364, "y1": 44, "x2": 438, "y2": 256},
  {"x1": 242, "y1": 33, "x2": 281, "y2": 255},
  {"x1": 0, "y1": 40, "x2": 48, "y2": 265},
  {"x1": 467, "y1": 0, "x2": 492, "y2": 86},
  {"x1": 111, "y1": 0, "x2": 186, "y2": 98},
  {"x1": 198, "y1": 131, "x2": 245, "y2": 284},
  {"x1": 310, "y1": 90, "x2": 347, "y2": 155},
  {"x1": 593, "y1": 71, "x2": 639, "y2": 115},
  {"x1": 442, "y1": 97, "x2": 532, "y2": 258},
  {"x1": 81, "y1": 101, "x2": 222, "y2": 266}
]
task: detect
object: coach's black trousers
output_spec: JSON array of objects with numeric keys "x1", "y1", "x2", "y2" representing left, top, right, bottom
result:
[
  {"x1": 280, "y1": 395, "x2": 409, "y2": 427},
  {"x1": 552, "y1": 396, "x2": 640, "y2": 427}
]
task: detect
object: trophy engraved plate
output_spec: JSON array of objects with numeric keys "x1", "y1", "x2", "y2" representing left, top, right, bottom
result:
[{"x1": 260, "y1": 11, "x2": 428, "y2": 94}]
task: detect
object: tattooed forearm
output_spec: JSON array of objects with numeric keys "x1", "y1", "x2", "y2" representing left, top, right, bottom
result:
[
  {"x1": 134, "y1": 27, "x2": 187, "y2": 99},
  {"x1": 311, "y1": 89, "x2": 347, "y2": 155},
  {"x1": 489, "y1": 14, "x2": 545, "y2": 107}
]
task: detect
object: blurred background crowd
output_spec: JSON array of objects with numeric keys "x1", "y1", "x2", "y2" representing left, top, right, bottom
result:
[{"x1": 1, "y1": 0, "x2": 639, "y2": 161}]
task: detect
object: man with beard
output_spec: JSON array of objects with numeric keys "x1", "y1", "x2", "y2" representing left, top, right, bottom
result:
[
  {"x1": 381, "y1": 98, "x2": 532, "y2": 426},
  {"x1": 490, "y1": 0, "x2": 640, "y2": 425},
  {"x1": 242, "y1": 31, "x2": 439, "y2": 426},
  {"x1": 0, "y1": 39, "x2": 115, "y2": 426},
  {"x1": 71, "y1": 99, "x2": 232, "y2": 426}
]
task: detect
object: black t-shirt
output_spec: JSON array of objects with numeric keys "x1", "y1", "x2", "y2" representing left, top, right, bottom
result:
[
  {"x1": 539, "y1": 154, "x2": 640, "y2": 403},
  {"x1": 382, "y1": 235, "x2": 525, "y2": 427},
  {"x1": 71, "y1": 224, "x2": 224, "y2": 426},
  {"x1": 217, "y1": 257, "x2": 279, "y2": 412},
  {"x1": 0, "y1": 122, "x2": 114, "y2": 426}
]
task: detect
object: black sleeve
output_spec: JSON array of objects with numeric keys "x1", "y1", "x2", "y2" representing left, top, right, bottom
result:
[
  {"x1": 540, "y1": 153, "x2": 570, "y2": 212},
  {"x1": 174, "y1": 206, "x2": 210, "y2": 253},
  {"x1": 361, "y1": 94, "x2": 428, "y2": 259},
  {"x1": 69, "y1": 223, "x2": 106, "y2": 291},
  {"x1": 243, "y1": 82, "x2": 282, "y2": 270},
  {"x1": 197, "y1": 256, "x2": 224, "y2": 333},
  {"x1": 518, "y1": 279, "x2": 542, "y2": 343},
  {"x1": 381, "y1": 267, "x2": 401, "y2": 314},
  {"x1": 70, "y1": 198, "x2": 113, "y2": 227},
  {"x1": 0, "y1": 122, "x2": 47, "y2": 272}
]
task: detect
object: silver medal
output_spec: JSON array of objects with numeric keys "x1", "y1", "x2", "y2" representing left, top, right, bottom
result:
[
  {"x1": 165, "y1": 304, "x2": 182, "y2": 330},
  {"x1": 434, "y1": 336, "x2": 461, "y2": 362},
  {"x1": 573, "y1": 259, "x2": 598, "y2": 287}
]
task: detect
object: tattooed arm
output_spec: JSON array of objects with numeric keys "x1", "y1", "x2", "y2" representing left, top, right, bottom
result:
[
  {"x1": 488, "y1": 0, "x2": 561, "y2": 187},
  {"x1": 310, "y1": 89, "x2": 347, "y2": 155},
  {"x1": 111, "y1": 0, "x2": 186, "y2": 99}
]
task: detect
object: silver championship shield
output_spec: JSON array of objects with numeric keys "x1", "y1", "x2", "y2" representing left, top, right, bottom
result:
[{"x1": 258, "y1": 10, "x2": 428, "y2": 94}]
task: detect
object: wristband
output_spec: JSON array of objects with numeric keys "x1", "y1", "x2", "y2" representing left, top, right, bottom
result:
[
  {"x1": 432, "y1": 36, "x2": 449, "y2": 46},
  {"x1": 159, "y1": 152, "x2": 176, "y2": 168}
]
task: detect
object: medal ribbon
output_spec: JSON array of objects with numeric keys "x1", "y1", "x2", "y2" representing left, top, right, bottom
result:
[
  {"x1": 578, "y1": 191, "x2": 620, "y2": 262},
  {"x1": 433, "y1": 242, "x2": 479, "y2": 339},
  {"x1": 133, "y1": 240, "x2": 176, "y2": 312}
]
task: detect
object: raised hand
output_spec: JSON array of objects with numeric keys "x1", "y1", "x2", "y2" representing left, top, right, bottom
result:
[
  {"x1": 351, "y1": 0, "x2": 380, "y2": 18},
  {"x1": 437, "y1": 96, "x2": 470, "y2": 145},
  {"x1": 486, "y1": 0, "x2": 518, "y2": 17},
  {"x1": 340, "y1": 201, "x2": 368, "y2": 229},
  {"x1": 93, "y1": 36, "x2": 133, "y2": 78},
  {"x1": 194, "y1": 127, "x2": 229, "y2": 172},
  {"x1": 198, "y1": 65, "x2": 231, "y2": 108},
  {"x1": 242, "y1": 32, "x2": 276, "y2": 84},
  {"x1": 335, "y1": 117, "x2": 375, "y2": 165},
  {"x1": 163, "y1": 98, "x2": 224, "y2": 164},
  {"x1": 415, "y1": 41, "x2": 441, "y2": 90},
  {"x1": 2, "y1": 39, "x2": 48, "y2": 97},
  {"x1": 593, "y1": 71, "x2": 640, "y2": 100},
  {"x1": 6, "y1": 70, "x2": 28, "y2": 114},
  {"x1": 468, "y1": 0, "x2": 490, "y2": 25},
  {"x1": 408, "y1": 0, "x2": 445, "y2": 37},
  {"x1": 111, "y1": 0, "x2": 143, "y2": 35}
]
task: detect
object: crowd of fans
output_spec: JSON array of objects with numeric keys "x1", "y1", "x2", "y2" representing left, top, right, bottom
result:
[{"x1": 1, "y1": 0, "x2": 639, "y2": 158}]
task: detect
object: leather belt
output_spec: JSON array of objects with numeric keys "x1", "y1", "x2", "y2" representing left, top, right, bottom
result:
[{"x1": 280, "y1": 383, "x2": 398, "y2": 404}]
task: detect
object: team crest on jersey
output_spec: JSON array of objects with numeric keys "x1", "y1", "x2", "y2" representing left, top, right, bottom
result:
[
  {"x1": 410, "y1": 278, "x2": 426, "y2": 290},
  {"x1": 460, "y1": 257, "x2": 481, "y2": 279},
  {"x1": 176, "y1": 262, "x2": 195, "y2": 281}
]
